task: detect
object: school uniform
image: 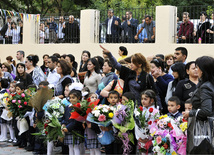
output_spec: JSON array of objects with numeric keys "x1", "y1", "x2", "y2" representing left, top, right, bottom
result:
[{"x1": 167, "y1": 111, "x2": 182, "y2": 119}]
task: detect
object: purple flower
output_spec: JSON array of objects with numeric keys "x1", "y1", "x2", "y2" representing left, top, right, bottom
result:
[{"x1": 18, "y1": 100, "x2": 21, "y2": 104}]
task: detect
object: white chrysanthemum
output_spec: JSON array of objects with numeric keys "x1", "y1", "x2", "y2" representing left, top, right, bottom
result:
[
  {"x1": 92, "y1": 110, "x2": 100, "y2": 117},
  {"x1": 102, "y1": 108, "x2": 109, "y2": 113},
  {"x1": 134, "y1": 108, "x2": 140, "y2": 117}
]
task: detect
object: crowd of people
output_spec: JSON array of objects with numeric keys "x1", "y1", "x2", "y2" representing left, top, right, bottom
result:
[
  {"x1": 0, "y1": 16, "x2": 23, "y2": 44},
  {"x1": 0, "y1": 45, "x2": 212, "y2": 155}
]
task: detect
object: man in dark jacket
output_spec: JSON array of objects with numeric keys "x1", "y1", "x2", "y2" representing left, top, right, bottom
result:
[
  {"x1": 105, "y1": 9, "x2": 121, "y2": 43},
  {"x1": 63, "y1": 15, "x2": 80, "y2": 43},
  {"x1": 0, "y1": 16, "x2": 12, "y2": 44}
]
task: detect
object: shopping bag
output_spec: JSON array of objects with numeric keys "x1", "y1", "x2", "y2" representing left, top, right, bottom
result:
[{"x1": 97, "y1": 130, "x2": 115, "y2": 145}]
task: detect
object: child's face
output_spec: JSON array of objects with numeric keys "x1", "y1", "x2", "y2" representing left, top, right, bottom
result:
[
  {"x1": 17, "y1": 65, "x2": 25, "y2": 75},
  {"x1": 89, "y1": 94, "x2": 97, "y2": 102},
  {"x1": 69, "y1": 94, "x2": 79, "y2": 104},
  {"x1": 64, "y1": 86, "x2": 70, "y2": 97},
  {"x1": 168, "y1": 101, "x2": 180, "y2": 114},
  {"x1": 141, "y1": 94, "x2": 153, "y2": 108},
  {"x1": 16, "y1": 87, "x2": 24, "y2": 94},
  {"x1": 185, "y1": 103, "x2": 192, "y2": 112},
  {"x1": 107, "y1": 94, "x2": 119, "y2": 106},
  {"x1": 9, "y1": 84, "x2": 16, "y2": 93},
  {"x1": 121, "y1": 96, "x2": 129, "y2": 105}
]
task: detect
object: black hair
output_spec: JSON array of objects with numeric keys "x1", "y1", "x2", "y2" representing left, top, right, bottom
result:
[
  {"x1": 200, "y1": 11, "x2": 207, "y2": 17},
  {"x1": 156, "y1": 54, "x2": 164, "y2": 60},
  {"x1": 141, "y1": 89, "x2": 157, "y2": 107},
  {"x1": 185, "y1": 98, "x2": 192, "y2": 105},
  {"x1": 185, "y1": 61, "x2": 196, "y2": 77},
  {"x1": 16, "y1": 82, "x2": 25, "y2": 90},
  {"x1": 66, "y1": 54, "x2": 78, "y2": 70},
  {"x1": 94, "y1": 56, "x2": 104, "y2": 71},
  {"x1": 145, "y1": 15, "x2": 152, "y2": 19},
  {"x1": 53, "y1": 53, "x2": 60, "y2": 58},
  {"x1": 17, "y1": 50, "x2": 25, "y2": 57},
  {"x1": 168, "y1": 96, "x2": 181, "y2": 106},
  {"x1": 108, "y1": 90, "x2": 120, "y2": 99},
  {"x1": 27, "y1": 55, "x2": 39, "y2": 67},
  {"x1": 175, "y1": 47, "x2": 188, "y2": 59},
  {"x1": 171, "y1": 62, "x2": 186, "y2": 89},
  {"x1": 39, "y1": 81, "x2": 49, "y2": 86},
  {"x1": 69, "y1": 89, "x2": 82, "y2": 100},
  {"x1": 16, "y1": 63, "x2": 26, "y2": 79},
  {"x1": 43, "y1": 54, "x2": 49, "y2": 66},
  {"x1": 119, "y1": 46, "x2": 128, "y2": 56},
  {"x1": 150, "y1": 58, "x2": 165, "y2": 72},
  {"x1": 196, "y1": 56, "x2": 214, "y2": 85},
  {"x1": 60, "y1": 54, "x2": 66, "y2": 59},
  {"x1": 0, "y1": 78, "x2": 9, "y2": 89},
  {"x1": 82, "y1": 50, "x2": 91, "y2": 59},
  {"x1": 86, "y1": 58, "x2": 100, "y2": 77},
  {"x1": 49, "y1": 56, "x2": 58, "y2": 63},
  {"x1": 122, "y1": 92, "x2": 135, "y2": 101}
]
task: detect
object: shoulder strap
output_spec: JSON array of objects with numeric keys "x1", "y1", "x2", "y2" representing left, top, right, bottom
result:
[{"x1": 111, "y1": 79, "x2": 117, "y2": 91}]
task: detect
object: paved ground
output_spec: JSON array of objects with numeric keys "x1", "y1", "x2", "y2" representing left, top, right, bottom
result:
[{"x1": 0, "y1": 141, "x2": 92, "y2": 155}]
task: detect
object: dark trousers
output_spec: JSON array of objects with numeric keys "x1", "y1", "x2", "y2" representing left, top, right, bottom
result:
[
  {"x1": 5, "y1": 36, "x2": 12, "y2": 44},
  {"x1": 104, "y1": 140, "x2": 122, "y2": 155},
  {"x1": 106, "y1": 34, "x2": 119, "y2": 43}
]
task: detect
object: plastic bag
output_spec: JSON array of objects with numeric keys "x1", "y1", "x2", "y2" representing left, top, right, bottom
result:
[{"x1": 97, "y1": 130, "x2": 115, "y2": 145}]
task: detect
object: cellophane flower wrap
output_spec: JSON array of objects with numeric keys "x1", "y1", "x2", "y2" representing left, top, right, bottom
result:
[
  {"x1": 134, "y1": 105, "x2": 160, "y2": 153},
  {"x1": 112, "y1": 100, "x2": 135, "y2": 154},
  {"x1": 150, "y1": 114, "x2": 180, "y2": 155},
  {"x1": 33, "y1": 97, "x2": 65, "y2": 141},
  {"x1": 7, "y1": 92, "x2": 32, "y2": 118},
  {"x1": 174, "y1": 116, "x2": 188, "y2": 155},
  {"x1": 86, "y1": 104, "x2": 115, "y2": 127},
  {"x1": 69, "y1": 98, "x2": 99, "y2": 122}
]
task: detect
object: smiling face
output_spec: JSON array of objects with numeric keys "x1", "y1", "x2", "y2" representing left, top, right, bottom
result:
[
  {"x1": 69, "y1": 94, "x2": 79, "y2": 105},
  {"x1": 1, "y1": 65, "x2": 8, "y2": 72}
]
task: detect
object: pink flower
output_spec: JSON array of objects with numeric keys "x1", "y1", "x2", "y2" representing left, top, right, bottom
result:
[
  {"x1": 156, "y1": 136, "x2": 162, "y2": 144},
  {"x1": 98, "y1": 114, "x2": 106, "y2": 122},
  {"x1": 12, "y1": 100, "x2": 16, "y2": 103},
  {"x1": 18, "y1": 100, "x2": 21, "y2": 104},
  {"x1": 21, "y1": 93, "x2": 25, "y2": 98},
  {"x1": 24, "y1": 102, "x2": 28, "y2": 105},
  {"x1": 18, "y1": 105, "x2": 22, "y2": 108}
]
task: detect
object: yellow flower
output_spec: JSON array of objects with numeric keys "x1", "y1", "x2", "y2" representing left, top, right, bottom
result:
[
  {"x1": 3, "y1": 93, "x2": 8, "y2": 97},
  {"x1": 159, "y1": 114, "x2": 168, "y2": 119},
  {"x1": 151, "y1": 131, "x2": 156, "y2": 137},
  {"x1": 3, "y1": 98, "x2": 7, "y2": 103},
  {"x1": 94, "y1": 107, "x2": 98, "y2": 110},
  {"x1": 172, "y1": 151, "x2": 177, "y2": 155},
  {"x1": 180, "y1": 122, "x2": 187, "y2": 132},
  {"x1": 108, "y1": 112, "x2": 114, "y2": 118}
]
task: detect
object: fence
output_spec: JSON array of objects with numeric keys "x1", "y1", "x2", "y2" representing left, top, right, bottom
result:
[
  {"x1": 38, "y1": 12, "x2": 80, "y2": 44},
  {"x1": 0, "y1": 15, "x2": 23, "y2": 44},
  {"x1": 176, "y1": 5, "x2": 214, "y2": 44},
  {"x1": 99, "y1": 7, "x2": 156, "y2": 43}
]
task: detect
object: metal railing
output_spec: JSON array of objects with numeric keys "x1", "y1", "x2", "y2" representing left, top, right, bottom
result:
[
  {"x1": 99, "y1": 7, "x2": 156, "y2": 43},
  {"x1": 0, "y1": 16, "x2": 23, "y2": 44},
  {"x1": 177, "y1": 5, "x2": 214, "y2": 44},
  {"x1": 39, "y1": 12, "x2": 80, "y2": 44}
]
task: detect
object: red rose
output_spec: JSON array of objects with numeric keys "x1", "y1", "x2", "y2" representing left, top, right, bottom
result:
[
  {"x1": 87, "y1": 98, "x2": 91, "y2": 103},
  {"x1": 154, "y1": 119, "x2": 158, "y2": 123},
  {"x1": 45, "y1": 131, "x2": 48, "y2": 135},
  {"x1": 76, "y1": 103, "x2": 81, "y2": 108},
  {"x1": 44, "y1": 123, "x2": 48, "y2": 129},
  {"x1": 168, "y1": 123, "x2": 173, "y2": 129},
  {"x1": 149, "y1": 108, "x2": 153, "y2": 113},
  {"x1": 139, "y1": 106, "x2": 143, "y2": 111},
  {"x1": 24, "y1": 102, "x2": 28, "y2": 105},
  {"x1": 163, "y1": 143, "x2": 168, "y2": 149},
  {"x1": 182, "y1": 118, "x2": 188, "y2": 122},
  {"x1": 148, "y1": 121, "x2": 152, "y2": 125},
  {"x1": 11, "y1": 94, "x2": 15, "y2": 97}
]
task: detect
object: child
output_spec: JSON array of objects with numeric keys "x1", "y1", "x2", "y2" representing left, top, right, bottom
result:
[
  {"x1": 62, "y1": 83, "x2": 72, "y2": 107},
  {"x1": 135, "y1": 89, "x2": 160, "y2": 154},
  {"x1": 0, "y1": 79, "x2": 14, "y2": 142},
  {"x1": 100, "y1": 90, "x2": 121, "y2": 155},
  {"x1": 13, "y1": 82, "x2": 28, "y2": 148},
  {"x1": 61, "y1": 89, "x2": 84, "y2": 155},
  {"x1": 9, "y1": 81, "x2": 16, "y2": 95},
  {"x1": 121, "y1": 92, "x2": 135, "y2": 104},
  {"x1": 167, "y1": 96, "x2": 182, "y2": 119},
  {"x1": 184, "y1": 99, "x2": 192, "y2": 112},
  {"x1": 84, "y1": 92, "x2": 101, "y2": 155}
]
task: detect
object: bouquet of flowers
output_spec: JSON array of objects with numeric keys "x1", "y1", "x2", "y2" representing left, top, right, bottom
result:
[
  {"x1": 150, "y1": 115, "x2": 180, "y2": 155},
  {"x1": 43, "y1": 97, "x2": 65, "y2": 119},
  {"x1": 134, "y1": 105, "x2": 160, "y2": 153},
  {"x1": 112, "y1": 100, "x2": 135, "y2": 154},
  {"x1": 33, "y1": 97, "x2": 65, "y2": 141},
  {"x1": 69, "y1": 98, "x2": 99, "y2": 122},
  {"x1": 7, "y1": 92, "x2": 32, "y2": 118},
  {"x1": 0, "y1": 92, "x2": 13, "y2": 120},
  {"x1": 87, "y1": 104, "x2": 115, "y2": 127},
  {"x1": 174, "y1": 116, "x2": 188, "y2": 155}
]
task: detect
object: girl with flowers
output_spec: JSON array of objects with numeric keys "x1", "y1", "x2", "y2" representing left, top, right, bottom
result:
[
  {"x1": 134, "y1": 89, "x2": 160, "y2": 154},
  {"x1": 84, "y1": 93, "x2": 101, "y2": 155},
  {"x1": 61, "y1": 89, "x2": 84, "y2": 155}
]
